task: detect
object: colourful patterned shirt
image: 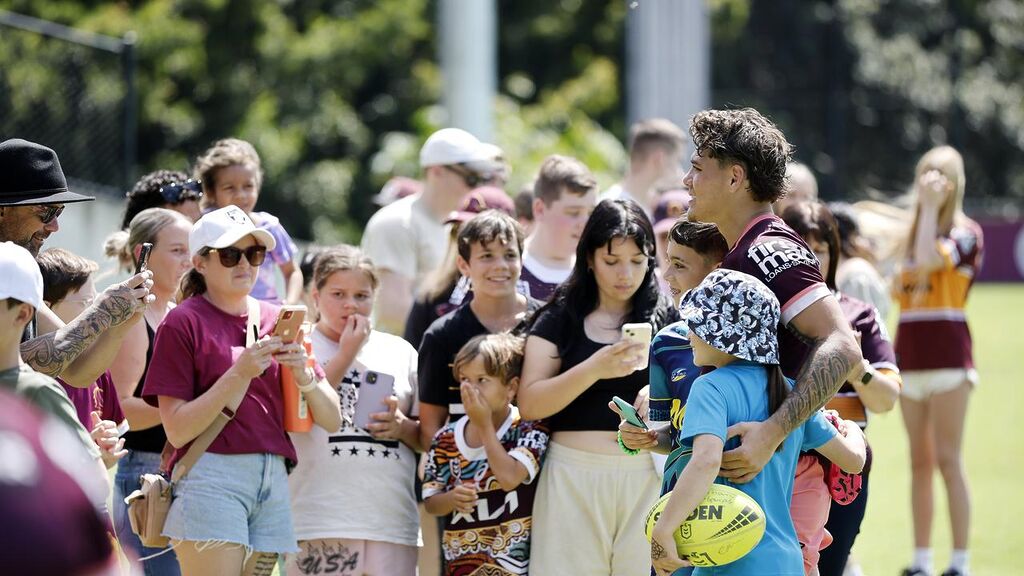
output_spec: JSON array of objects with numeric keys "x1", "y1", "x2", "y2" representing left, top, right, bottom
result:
[{"x1": 423, "y1": 408, "x2": 550, "y2": 576}]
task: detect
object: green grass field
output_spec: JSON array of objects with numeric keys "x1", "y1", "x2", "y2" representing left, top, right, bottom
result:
[{"x1": 854, "y1": 284, "x2": 1023, "y2": 575}]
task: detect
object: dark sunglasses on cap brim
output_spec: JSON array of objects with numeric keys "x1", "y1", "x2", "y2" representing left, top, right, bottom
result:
[
  {"x1": 157, "y1": 179, "x2": 203, "y2": 204},
  {"x1": 204, "y1": 245, "x2": 267, "y2": 268}
]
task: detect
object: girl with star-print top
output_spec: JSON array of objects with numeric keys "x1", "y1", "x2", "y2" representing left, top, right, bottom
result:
[{"x1": 285, "y1": 246, "x2": 422, "y2": 576}]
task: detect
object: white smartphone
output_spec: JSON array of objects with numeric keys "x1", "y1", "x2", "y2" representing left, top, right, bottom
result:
[
  {"x1": 353, "y1": 370, "x2": 396, "y2": 431},
  {"x1": 621, "y1": 322, "x2": 653, "y2": 370}
]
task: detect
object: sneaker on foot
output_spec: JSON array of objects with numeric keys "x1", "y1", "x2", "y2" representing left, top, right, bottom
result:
[
  {"x1": 940, "y1": 569, "x2": 967, "y2": 576},
  {"x1": 901, "y1": 568, "x2": 931, "y2": 576}
]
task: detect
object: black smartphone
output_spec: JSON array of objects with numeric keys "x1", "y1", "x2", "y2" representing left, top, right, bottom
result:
[{"x1": 135, "y1": 242, "x2": 153, "y2": 274}]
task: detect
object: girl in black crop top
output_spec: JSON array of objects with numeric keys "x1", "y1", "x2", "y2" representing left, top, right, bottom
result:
[
  {"x1": 518, "y1": 199, "x2": 677, "y2": 575},
  {"x1": 520, "y1": 199, "x2": 677, "y2": 429}
]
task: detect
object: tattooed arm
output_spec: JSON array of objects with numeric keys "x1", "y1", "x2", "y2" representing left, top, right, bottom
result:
[
  {"x1": 720, "y1": 295, "x2": 860, "y2": 483},
  {"x1": 21, "y1": 272, "x2": 153, "y2": 382}
]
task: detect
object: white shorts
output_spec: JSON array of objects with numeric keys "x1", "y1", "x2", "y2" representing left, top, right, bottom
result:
[
  {"x1": 529, "y1": 441, "x2": 660, "y2": 576},
  {"x1": 900, "y1": 368, "x2": 978, "y2": 402}
]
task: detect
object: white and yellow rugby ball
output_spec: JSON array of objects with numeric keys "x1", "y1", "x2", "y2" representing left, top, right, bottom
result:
[{"x1": 644, "y1": 484, "x2": 766, "y2": 567}]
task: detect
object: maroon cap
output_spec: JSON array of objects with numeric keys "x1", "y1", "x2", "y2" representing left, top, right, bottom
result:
[
  {"x1": 0, "y1": 389, "x2": 116, "y2": 575},
  {"x1": 653, "y1": 189, "x2": 692, "y2": 234},
  {"x1": 444, "y1": 186, "x2": 516, "y2": 225}
]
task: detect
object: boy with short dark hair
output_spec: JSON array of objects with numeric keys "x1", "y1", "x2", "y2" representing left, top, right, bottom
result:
[
  {"x1": 423, "y1": 333, "x2": 550, "y2": 576},
  {"x1": 417, "y1": 211, "x2": 542, "y2": 450}
]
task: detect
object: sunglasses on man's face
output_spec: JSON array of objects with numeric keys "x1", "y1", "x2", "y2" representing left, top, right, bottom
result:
[
  {"x1": 158, "y1": 179, "x2": 203, "y2": 204},
  {"x1": 207, "y1": 245, "x2": 267, "y2": 268},
  {"x1": 444, "y1": 164, "x2": 485, "y2": 188},
  {"x1": 34, "y1": 204, "x2": 65, "y2": 224}
]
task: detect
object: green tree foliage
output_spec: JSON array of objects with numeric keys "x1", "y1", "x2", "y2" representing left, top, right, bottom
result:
[
  {"x1": 1, "y1": 0, "x2": 1018, "y2": 246},
  {"x1": 0, "y1": 0, "x2": 631, "y2": 243},
  {"x1": 707, "y1": 0, "x2": 1023, "y2": 207}
]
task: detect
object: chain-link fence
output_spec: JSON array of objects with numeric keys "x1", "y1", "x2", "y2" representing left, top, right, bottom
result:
[{"x1": 0, "y1": 10, "x2": 136, "y2": 198}]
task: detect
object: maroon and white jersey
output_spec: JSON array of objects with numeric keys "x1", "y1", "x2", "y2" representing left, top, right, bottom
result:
[
  {"x1": 894, "y1": 222, "x2": 983, "y2": 371},
  {"x1": 721, "y1": 214, "x2": 832, "y2": 378},
  {"x1": 519, "y1": 253, "x2": 571, "y2": 302}
]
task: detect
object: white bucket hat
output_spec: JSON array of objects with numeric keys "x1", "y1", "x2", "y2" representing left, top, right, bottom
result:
[
  {"x1": 189, "y1": 205, "x2": 276, "y2": 258},
  {"x1": 0, "y1": 242, "x2": 44, "y2": 310}
]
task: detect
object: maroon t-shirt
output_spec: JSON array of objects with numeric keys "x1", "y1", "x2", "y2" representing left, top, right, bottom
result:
[
  {"x1": 143, "y1": 296, "x2": 314, "y2": 469},
  {"x1": 59, "y1": 371, "x2": 124, "y2": 430},
  {"x1": 518, "y1": 266, "x2": 558, "y2": 302},
  {"x1": 721, "y1": 214, "x2": 832, "y2": 378}
]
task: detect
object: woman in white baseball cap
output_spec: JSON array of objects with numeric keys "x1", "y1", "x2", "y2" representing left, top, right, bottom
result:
[{"x1": 141, "y1": 206, "x2": 342, "y2": 574}]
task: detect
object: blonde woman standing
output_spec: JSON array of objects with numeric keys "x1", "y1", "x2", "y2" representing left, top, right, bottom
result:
[{"x1": 896, "y1": 146, "x2": 983, "y2": 576}]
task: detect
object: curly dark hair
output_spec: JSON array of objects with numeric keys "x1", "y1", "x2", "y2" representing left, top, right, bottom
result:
[
  {"x1": 122, "y1": 170, "x2": 191, "y2": 229},
  {"x1": 689, "y1": 108, "x2": 794, "y2": 203}
]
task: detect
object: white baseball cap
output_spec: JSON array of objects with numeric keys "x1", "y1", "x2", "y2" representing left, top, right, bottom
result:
[
  {"x1": 189, "y1": 205, "x2": 277, "y2": 258},
  {"x1": 419, "y1": 128, "x2": 495, "y2": 168},
  {"x1": 0, "y1": 242, "x2": 44, "y2": 310}
]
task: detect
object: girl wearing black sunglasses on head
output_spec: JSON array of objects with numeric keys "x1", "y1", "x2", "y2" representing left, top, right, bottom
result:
[
  {"x1": 122, "y1": 170, "x2": 204, "y2": 229},
  {"x1": 142, "y1": 205, "x2": 342, "y2": 575}
]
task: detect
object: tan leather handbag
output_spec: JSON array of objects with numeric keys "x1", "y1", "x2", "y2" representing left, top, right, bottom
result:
[{"x1": 124, "y1": 297, "x2": 261, "y2": 549}]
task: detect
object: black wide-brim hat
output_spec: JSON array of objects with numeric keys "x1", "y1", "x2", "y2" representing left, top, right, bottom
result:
[{"x1": 0, "y1": 139, "x2": 95, "y2": 205}]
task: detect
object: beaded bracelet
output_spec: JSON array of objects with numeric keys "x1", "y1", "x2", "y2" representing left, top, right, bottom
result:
[{"x1": 617, "y1": 430, "x2": 640, "y2": 456}]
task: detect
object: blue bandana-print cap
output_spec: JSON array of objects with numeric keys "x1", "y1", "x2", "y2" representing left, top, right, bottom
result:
[{"x1": 678, "y1": 269, "x2": 781, "y2": 364}]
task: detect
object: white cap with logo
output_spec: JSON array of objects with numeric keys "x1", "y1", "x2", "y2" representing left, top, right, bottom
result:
[
  {"x1": 189, "y1": 205, "x2": 277, "y2": 258},
  {"x1": 0, "y1": 242, "x2": 44, "y2": 310},
  {"x1": 419, "y1": 128, "x2": 495, "y2": 168}
]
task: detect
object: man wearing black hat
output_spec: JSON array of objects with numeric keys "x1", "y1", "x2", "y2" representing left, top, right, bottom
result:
[
  {"x1": 0, "y1": 138, "x2": 154, "y2": 386},
  {"x1": 0, "y1": 138, "x2": 95, "y2": 255}
]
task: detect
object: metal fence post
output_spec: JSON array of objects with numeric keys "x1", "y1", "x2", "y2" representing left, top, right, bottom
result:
[{"x1": 122, "y1": 31, "x2": 138, "y2": 190}]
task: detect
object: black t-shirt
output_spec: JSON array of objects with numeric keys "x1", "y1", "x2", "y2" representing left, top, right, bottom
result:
[
  {"x1": 121, "y1": 321, "x2": 169, "y2": 453},
  {"x1": 418, "y1": 298, "x2": 542, "y2": 418},
  {"x1": 404, "y1": 284, "x2": 468, "y2": 349},
  {"x1": 529, "y1": 303, "x2": 679, "y2": 433}
]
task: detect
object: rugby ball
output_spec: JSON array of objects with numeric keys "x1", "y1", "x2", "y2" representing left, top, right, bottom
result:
[{"x1": 644, "y1": 484, "x2": 766, "y2": 567}]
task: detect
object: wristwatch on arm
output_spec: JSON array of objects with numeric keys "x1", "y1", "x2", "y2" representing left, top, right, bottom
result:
[{"x1": 858, "y1": 360, "x2": 873, "y2": 386}]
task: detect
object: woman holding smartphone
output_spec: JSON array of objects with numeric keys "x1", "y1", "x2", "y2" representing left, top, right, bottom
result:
[
  {"x1": 105, "y1": 207, "x2": 193, "y2": 574},
  {"x1": 518, "y1": 199, "x2": 678, "y2": 576},
  {"x1": 143, "y1": 206, "x2": 341, "y2": 576},
  {"x1": 286, "y1": 245, "x2": 423, "y2": 576}
]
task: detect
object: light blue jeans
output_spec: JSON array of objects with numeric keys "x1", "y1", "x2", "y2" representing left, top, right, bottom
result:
[{"x1": 113, "y1": 450, "x2": 181, "y2": 575}]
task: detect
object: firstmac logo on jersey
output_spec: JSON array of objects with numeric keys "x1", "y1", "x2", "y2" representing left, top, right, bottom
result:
[{"x1": 747, "y1": 239, "x2": 817, "y2": 282}]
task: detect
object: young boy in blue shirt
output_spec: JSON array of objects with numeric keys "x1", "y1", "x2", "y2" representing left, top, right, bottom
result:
[
  {"x1": 645, "y1": 221, "x2": 729, "y2": 486},
  {"x1": 648, "y1": 270, "x2": 866, "y2": 576}
]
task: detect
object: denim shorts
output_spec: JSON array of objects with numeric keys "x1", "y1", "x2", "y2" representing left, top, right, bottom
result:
[
  {"x1": 113, "y1": 450, "x2": 181, "y2": 575},
  {"x1": 163, "y1": 452, "x2": 298, "y2": 554}
]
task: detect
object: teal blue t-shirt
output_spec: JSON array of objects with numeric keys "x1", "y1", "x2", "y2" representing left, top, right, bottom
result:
[{"x1": 674, "y1": 362, "x2": 836, "y2": 576}]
